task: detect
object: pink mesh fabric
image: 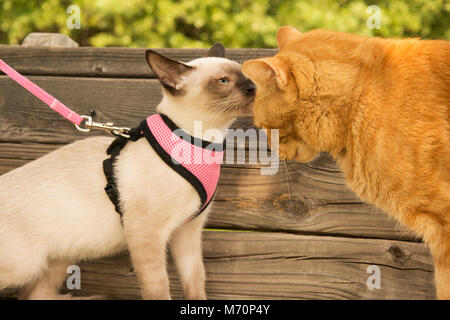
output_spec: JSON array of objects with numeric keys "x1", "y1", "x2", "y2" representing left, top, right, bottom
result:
[{"x1": 146, "y1": 114, "x2": 223, "y2": 207}]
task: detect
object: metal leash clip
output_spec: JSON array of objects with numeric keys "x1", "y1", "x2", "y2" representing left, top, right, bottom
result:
[{"x1": 75, "y1": 115, "x2": 131, "y2": 139}]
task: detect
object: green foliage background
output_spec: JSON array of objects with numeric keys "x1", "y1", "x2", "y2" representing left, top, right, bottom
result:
[{"x1": 0, "y1": 0, "x2": 449, "y2": 48}]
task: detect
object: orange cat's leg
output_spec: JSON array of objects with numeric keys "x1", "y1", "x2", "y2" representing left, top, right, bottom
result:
[
  {"x1": 431, "y1": 235, "x2": 450, "y2": 300},
  {"x1": 423, "y1": 224, "x2": 450, "y2": 300},
  {"x1": 402, "y1": 210, "x2": 449, "y2": 300},
  {"x1": 434, "y1": 261, "x2": 450, "y2": 300}
]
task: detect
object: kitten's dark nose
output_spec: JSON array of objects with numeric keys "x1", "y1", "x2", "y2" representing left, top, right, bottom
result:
[
  {"x1": 237, "y1": 73, "x2": 256, "y2": 96},
  {"x1": 244, "y1": 80, "x2": 256, "y2": 96}
]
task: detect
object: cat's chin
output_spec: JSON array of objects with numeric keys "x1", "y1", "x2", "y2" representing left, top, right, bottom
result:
[
  {"x1": 234, "y1": 111, "x2": 253, "y2": 118},
  {"x1": 296, "y1": 144, "x2": 319, "y2": 163},
  {"x1": 295, "y1": 151, "x2": 319, "y2": 163},
  {"x1": 278, "y1": 142, "x2": 318, "y2": 163},
  {"x1": 227, "y1": 106, "x2": 254, "y2": 118}
]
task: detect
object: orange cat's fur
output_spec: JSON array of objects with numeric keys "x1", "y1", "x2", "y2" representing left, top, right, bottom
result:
[{"x1": 242, "y1": 27, "x2": 450, "y2": 299}]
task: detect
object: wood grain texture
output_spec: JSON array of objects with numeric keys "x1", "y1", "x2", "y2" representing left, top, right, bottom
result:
[
  {"x1": 0, "y1": 76, "x2": 161, "y2": 143},
  {"x1": 0, "y1": 231, "x2": 435, "y2": 300},
  {"x1": 0, "y1": 76, "x2": 254, "y2": 144},
  {"x1": 0, "y1": 142, "x2": 415, "y2": 241},
  {"x1": 0, "y1": 46, "x2": 277, "y2": 78}
]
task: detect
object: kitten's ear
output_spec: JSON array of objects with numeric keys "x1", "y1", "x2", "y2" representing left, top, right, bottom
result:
[
  {"x1": 145, "y1": 50, "x2": 194, "y2": 93},
  {"x1": 242, "y1": 56, "x2": 290, "y2": 88},
  {"x1": 206, "y1": 43, "x2": 226, "y2": 57},
  {"x1": 277, "y1": 26, "x2": 302, "y2": 49}
]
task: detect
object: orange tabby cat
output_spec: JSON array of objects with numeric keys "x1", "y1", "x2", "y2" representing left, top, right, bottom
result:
[{"x1": 242, "y1": 26, "x2": 450, "y2": 299}]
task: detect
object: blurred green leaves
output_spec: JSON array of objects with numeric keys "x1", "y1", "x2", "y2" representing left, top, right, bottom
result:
[{"x1": 0, "y1": 0, "x2": 448, "y2": 48}]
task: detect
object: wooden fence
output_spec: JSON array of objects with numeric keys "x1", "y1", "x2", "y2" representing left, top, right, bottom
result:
[{"x1": 0, "y1": 37, "x2": 435, "y2": 299}]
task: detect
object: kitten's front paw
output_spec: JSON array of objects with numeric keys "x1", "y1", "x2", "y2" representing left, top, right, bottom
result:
[
  {"x1": 186, "y1": 290, "x2": 207, "y2": 300},
  {"x1": 142, "y1": 289, "x2": 171, "y2": 300},
  {"x1": 70, "y1": 294, "x2": 109, "y2": 300},
  {"x1": 59, "y1": 293, "x2": 109, "y2": 300}
]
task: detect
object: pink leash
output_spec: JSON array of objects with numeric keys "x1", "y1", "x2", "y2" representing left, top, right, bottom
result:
[
  {"x1": 0, "y1": 58, "x2": 84, "y2": 126},
  {"x1": 0, "y1": 58, "x2": 130, "y2": 137}
]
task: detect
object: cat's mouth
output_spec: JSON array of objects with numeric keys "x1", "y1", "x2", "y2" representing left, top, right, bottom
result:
[
  {"x1": 214, "y1": 93, "x2": 255, "y2": 117},
  {"x1": 237, "y1": 95, "x2": 256, "y2": 116},
  {"x1": 240, "y1": 86, "x2": 257, "y2": 112}
]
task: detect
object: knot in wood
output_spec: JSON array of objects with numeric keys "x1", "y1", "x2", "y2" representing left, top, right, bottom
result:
[
  {"x1": 388, "y1": 244, "x2": 411, "y2": 264},
  {"x1": 92, "y1": 64, "x2": 104, "y2": 74}
]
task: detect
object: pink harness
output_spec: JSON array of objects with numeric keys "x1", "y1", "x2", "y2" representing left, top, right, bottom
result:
[
  {"x1": 146, "y1": 114, "x2": 223, "y2": 209},
  {"x1": 103, "y1": 113, "x2": 224, "y2": 220}
]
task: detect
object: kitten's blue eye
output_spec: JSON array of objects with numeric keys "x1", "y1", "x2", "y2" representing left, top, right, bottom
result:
[{"x1": 219, "y1": 77, "x2": 229, "y2": 84}]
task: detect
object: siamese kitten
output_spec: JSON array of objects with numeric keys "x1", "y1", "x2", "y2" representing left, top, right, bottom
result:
[{"x1": 0, "y1": 43, "x2": 255, "y2": 300}]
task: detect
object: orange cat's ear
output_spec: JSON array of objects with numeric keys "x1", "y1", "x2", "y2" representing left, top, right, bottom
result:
[
  {"x1": 242, "y1": 57, "x2": 290, "y2": 88},
  {"x1": 277, "y1": 26, "x2": 302, "y2": 49}
]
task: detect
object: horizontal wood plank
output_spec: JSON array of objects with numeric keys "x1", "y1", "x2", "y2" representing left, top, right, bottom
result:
[
  {"x1": 0, "y1": 46, "x2": 277, "y2": 78},
  {"x1": 0, "y1": 76, "x2": 160, "y2": 143},
  {"x1": 0, "y1": 76, "x2": 254, "y2": 144},
  {"x1": 0, "y1": 142, "x2": 415, "y2": 241},
  {"x1": 0, "y1": 231, "x2": 435, "y2": 300}
]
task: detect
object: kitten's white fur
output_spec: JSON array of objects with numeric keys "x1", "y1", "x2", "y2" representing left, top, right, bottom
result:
[{"x1": 0, "y1": 55, "x2": 248, "y2": 299}]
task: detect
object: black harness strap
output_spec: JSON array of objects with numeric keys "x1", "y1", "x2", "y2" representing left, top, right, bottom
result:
[
  {"x1": 103, "y1": 124, "x2": 144, "y2": 216},
  {"x1": 102, "y1": 117, "x2": 216, "y2": 220}
]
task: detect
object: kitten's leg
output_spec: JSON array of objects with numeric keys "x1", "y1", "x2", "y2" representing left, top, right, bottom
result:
[
  {"x1": 170, "y1": 212, "x2": 208, "y2": 300},
  {"x1": 19, "y1": 259, "x2": 106, "y2": 300},
  {"x1": 123, "y1": 213, "x2": 172, "y2": 300},
  {"x1": 19, "y1": 259, "x2": 73, "y2": 300}
]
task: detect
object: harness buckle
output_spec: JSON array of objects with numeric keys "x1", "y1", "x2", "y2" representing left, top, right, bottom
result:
[{"x1": 75, "y1": 115, "x2": 131, "y2": 138}]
